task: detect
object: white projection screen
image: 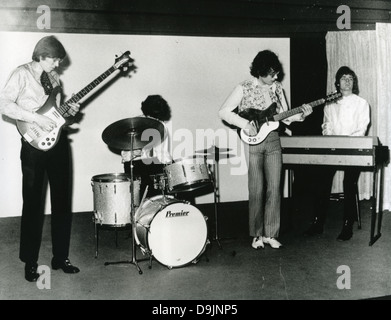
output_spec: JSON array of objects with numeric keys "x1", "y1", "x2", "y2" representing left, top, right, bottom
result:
[{"x1": 0, "y1": 31, "x2": 290, "y2": 217}]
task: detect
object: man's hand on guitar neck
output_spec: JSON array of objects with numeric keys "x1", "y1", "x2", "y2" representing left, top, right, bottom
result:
[
  {"x1": 64, "y1": 102, "x2": 80, "y2": 117},
  {"x1": 298, "y1": 104, "x2": 313, "y2": 120}
]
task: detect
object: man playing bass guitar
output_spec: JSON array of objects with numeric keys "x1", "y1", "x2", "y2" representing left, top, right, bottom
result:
[{"x1": 0, "y1": 36, "x2": 81, "y2": 282}]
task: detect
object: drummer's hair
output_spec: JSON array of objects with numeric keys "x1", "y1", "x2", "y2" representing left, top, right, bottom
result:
[{"x1": 141, "y1": 95, "x2": 172, "y2": 121}]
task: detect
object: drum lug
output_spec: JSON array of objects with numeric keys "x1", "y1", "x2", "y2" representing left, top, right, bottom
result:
[{"x1": 93, "y1": 211, "x2": 103, "y2": 225}]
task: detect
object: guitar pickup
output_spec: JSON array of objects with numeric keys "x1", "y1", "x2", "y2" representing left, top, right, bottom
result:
[{"x1": 52, "y1": 110, "x2": 61, "y2": 119}]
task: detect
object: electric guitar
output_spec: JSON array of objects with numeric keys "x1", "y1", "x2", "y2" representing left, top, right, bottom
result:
[
  {"x1": 17, "y1": 51, "x2": 133, "y2": 151},
  {"x1": 237, "y1": 92, "x2": 342, "y2": 145}
]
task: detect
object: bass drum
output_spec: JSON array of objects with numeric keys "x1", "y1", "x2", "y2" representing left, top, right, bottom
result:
[{"x1": 135, "y1": 195, "x2": 208, "y2": 268}]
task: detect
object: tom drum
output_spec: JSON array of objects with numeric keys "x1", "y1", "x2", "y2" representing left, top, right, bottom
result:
[
  {"x1": 164, "y1": 156, "x2": 210, "y2": 193},
  {"x1": 91, "y1": 173, "x2": 141, "y2": 227}
]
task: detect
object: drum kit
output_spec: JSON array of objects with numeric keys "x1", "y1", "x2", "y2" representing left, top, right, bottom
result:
[{"x1": 91, "y1": 117, "x2": 233, "y2": 273}]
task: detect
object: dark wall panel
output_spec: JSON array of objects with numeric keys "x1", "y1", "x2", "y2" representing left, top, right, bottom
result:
[{"x1": 290, "y1": 34, "x2": 328, "y2": 136}]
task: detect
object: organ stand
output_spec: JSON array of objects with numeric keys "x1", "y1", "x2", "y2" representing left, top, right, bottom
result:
[{"x1": 280, "y1": 135, "x2": 389, "y2": 246}]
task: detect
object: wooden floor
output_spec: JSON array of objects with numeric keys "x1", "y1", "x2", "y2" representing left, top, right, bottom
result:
[{"x1": 0, "y1": 198, "x2": 390, "y2": 302}]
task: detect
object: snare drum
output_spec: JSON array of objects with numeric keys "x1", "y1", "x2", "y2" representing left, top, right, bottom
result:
[
  {"x1": 91, "y1": 173, "x2": 141, "y2": 227},
  {"x1": 164, "y1": 156, "x2": 210, "y2": 193},
  {"x1": 135, "y1": 195, "x2": 208, "y2": 268}
]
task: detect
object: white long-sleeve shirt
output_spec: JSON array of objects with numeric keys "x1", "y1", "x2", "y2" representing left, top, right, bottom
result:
[
  {"x1": 0, "y1": 61, "x2": 60, "y2": 122},
  {"x1": 322, "y1": 94, "x2": 370, "y2": 136}
]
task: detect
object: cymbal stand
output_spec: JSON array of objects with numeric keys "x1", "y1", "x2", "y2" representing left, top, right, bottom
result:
[
  {"x1": 104, "y1": 130, "x2": 147, "y2": 274},
  {"x1": 210, "y1": 152, "x2": 222, "y2": 249}
]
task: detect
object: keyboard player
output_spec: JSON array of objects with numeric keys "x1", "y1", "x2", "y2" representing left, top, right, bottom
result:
[{"x1": 303, "y1": 66, "x2": 370, "y2": 241}]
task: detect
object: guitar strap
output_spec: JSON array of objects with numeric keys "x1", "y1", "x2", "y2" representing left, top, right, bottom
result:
[
  {"x1": 272, "y1": 85, "x2": 289, "y2": 135},
  {"x1": 40, "y1": 71, "x2": 53, "y2": 95},
  {"x1": 270, "y1": 83, "x2": 283, "y2": 114}
]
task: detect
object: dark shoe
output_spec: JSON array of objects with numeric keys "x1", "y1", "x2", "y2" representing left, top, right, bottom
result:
[
  {"x1": 51, "y1": 258, "x2": 80, "y2": 274},
  {"x1": 303, "y1": 222, "x2": 324, "y2": 236},
  {"x1": 337, "y1": 221, "x2": 353, "y2": 241},
  {"x1": 25, "y1": 263, "x2": 39, "y2": 282}
]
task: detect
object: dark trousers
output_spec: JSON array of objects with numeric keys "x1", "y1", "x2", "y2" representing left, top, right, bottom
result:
[
  {"x1": 313, "y1": 167, "x2": 361, "y2": 225},
  {"x1": 19, "y1": 133, "x2": 73, "y2": 264}
]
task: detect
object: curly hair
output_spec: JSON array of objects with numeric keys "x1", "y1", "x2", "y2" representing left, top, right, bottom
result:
[
  {"x1": 141, "y1": 95, "x2": 172, "y2": 121},
  {"x1": 32, "y1": 36, "x2": 66, "y2": 62},
  {"x1": 334, "y1": 66, "x2": 359, "y2": 95},
  {"x1": 250, "y1": 50, "x2": 283, "y2": 78}
]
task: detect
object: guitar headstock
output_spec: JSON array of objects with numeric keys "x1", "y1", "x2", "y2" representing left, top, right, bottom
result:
[
  {"x1": 113, "y1": 51, "x2": 134, "y2": 72},
  {"x1": 325, "y1": 91, "x2": 342, "y2": 103}
]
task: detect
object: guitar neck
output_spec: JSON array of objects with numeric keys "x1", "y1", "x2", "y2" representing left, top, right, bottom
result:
[
  {"x1": 273, "y1": 98, "x2": 326, "y2": 121},
  {"x1": 57, "y1": 66, "x2": 117, "y2": 115}
]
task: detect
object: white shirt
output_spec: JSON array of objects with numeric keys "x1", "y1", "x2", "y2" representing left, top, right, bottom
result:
[
  {"x1": 0, "y1": 61, "x2": 60, "y2": 122},
  {"x1": 322, "y1": 94, "x2": 370, "y2": 136}
]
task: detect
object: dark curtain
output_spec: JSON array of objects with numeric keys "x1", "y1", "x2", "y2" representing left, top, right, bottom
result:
[{"x1": 287, "y1": 34, "x2": 328, "y2": 221}]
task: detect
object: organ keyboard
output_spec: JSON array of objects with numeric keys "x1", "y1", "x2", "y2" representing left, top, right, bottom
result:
[
  {"x1": 280, "y1": 136, "x2": 386, "y2": 167},
  {"x1": 280, "y1": 135, "x2": 389, "y2": 246}
]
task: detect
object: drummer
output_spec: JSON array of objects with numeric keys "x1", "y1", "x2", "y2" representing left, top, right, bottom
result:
[{"x1": 122, "y1": 95, "x2": 172, "y2": 197}]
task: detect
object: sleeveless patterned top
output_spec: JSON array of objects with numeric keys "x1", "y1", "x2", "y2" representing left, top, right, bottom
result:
[{"x1": 238, "y1": 79, "x2": 284, "y2": 113}]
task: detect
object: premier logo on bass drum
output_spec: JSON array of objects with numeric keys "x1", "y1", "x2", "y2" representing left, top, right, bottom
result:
[{"x1": 165, "y1": 210, "x2": 189, "y2": 218}]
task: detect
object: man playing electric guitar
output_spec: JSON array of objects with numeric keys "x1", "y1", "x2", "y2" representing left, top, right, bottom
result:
[
  {"x1": 219, "y1": 50, "x2": 312, "y2": 250},
  {"x1": 236, "y1": 92, "x2": 342, "y2": 145},
  {"x1": 0, "y1": 36, "x2": 80, "y2": 282}
]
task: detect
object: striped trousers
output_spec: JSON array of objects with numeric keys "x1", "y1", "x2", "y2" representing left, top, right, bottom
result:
[{"x1": 246, "y1": 131, "x2": 282, "y2": 238}]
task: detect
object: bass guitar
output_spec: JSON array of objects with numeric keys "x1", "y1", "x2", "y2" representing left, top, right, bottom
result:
[
  {"x1": 17, "y1": 51, "x2": 133, "y2": 151},
  {"x1": 237, "y1": 92, "x2": 342, "y2": 145}
]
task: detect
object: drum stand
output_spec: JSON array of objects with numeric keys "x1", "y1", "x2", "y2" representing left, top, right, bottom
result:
[
  {"x1": 104, "y1": 131, "x2": 150, "y2": 274},
  {"x1": 201, "y1": 144, "x2": 234, "y2": 250},
  {"x1": 210, "y1": 157, "x2": 223, "y2": 249}
]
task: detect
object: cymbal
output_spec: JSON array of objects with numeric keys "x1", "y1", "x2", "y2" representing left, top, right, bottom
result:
[
  {"x1": 102, "y1": 117, "x2": 164, "y2": 150},
  {"x1": 203, "y1": 153, "x2": 236, "y2": 160},
  {"x1": 205, "y1": 153, "x2": 236, "y2": 159},
  {"x1": 195, "y1": 146, "x2": 233, "y2": 154}
]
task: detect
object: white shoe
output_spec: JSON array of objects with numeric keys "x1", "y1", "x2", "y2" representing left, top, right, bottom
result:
[
  {"x1": 252, "y1": 237, "x2": 264, "y2": 249},
  {"x1": 262, "y1": 237, "x2": 282, "y2": 249}
]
